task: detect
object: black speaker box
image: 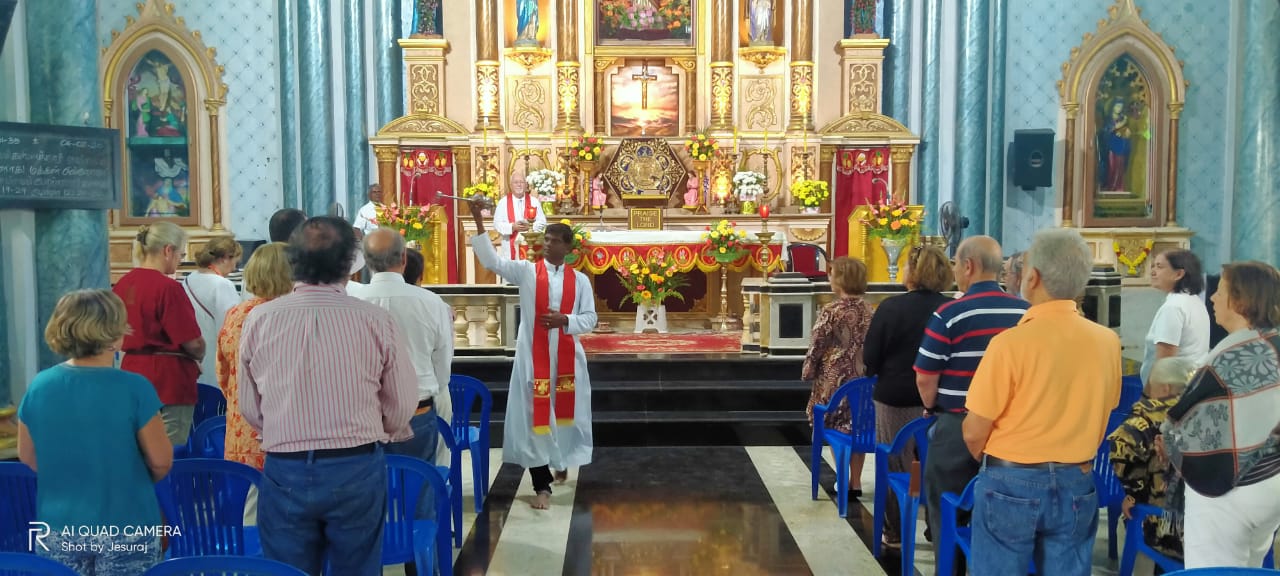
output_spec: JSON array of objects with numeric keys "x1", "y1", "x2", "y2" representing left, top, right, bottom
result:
[{"x1": 1010, "y1": 129, "x2": 1055, "y2": 190}]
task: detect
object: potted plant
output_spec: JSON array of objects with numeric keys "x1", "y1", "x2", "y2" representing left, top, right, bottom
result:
[
  {"x1": 619, "y1": 250, "x2": 688, "y2": 333},
  {"x1": 860, "y1": 197, "x2": 921, "y2": 283},
  {"x1": 790, "y1": 179, "x2": 829, "y2": 214},
  {"x1": 732, "y1": 171, "x2": 765, "y2": 215}
]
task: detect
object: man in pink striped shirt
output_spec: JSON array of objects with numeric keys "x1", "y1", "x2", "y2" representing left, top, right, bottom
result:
[{"x1": 239, "y1": 216, "x2": 417, "y2": 576}]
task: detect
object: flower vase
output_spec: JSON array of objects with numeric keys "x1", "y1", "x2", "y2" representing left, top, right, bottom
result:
[
  {"x1": 634, "y1": 302, "x2": 668, "y2": 334},
  {"x1": 741, "y1": 200, "x2": 756, "y2": 215},
  {"x1": 880, "y1": 237, "x2": 909, "y2": 283},
  {"x1": 803, "y1": 206, "x2": 820, "y2": 214}
]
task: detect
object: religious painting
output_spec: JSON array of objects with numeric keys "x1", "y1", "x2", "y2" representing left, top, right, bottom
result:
[
  {"x1": 411, "y1": 0, "x2": 444, "y2": 38},
  {"x1": 596, "y1": 0, "x2": 695, "y2": 47},
  {"x1": 844, "y1": 0, "x2": 884, "y2": 38},
  {"x1": 609, "y1": 60, "x2": 680, "y2": 137},
  {"x1": 124, "y1": 50, "x2": 192, "y2": 220},
  {"x1": 505, "y1": 0, "x2": 549, "y2": 47},
  {"x1": 1092, "y1": 53, "x2": 1151, "y2": 219}
]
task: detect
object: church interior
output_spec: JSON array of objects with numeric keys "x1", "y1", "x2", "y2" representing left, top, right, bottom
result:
[{"x1": 0, "y1": 0, "x2": 1278, "y2": 574}]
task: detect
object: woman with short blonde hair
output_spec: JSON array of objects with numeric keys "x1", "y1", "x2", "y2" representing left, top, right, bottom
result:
[{"x1": 19, "y1": 290, "x2": 171, "y2": 573}]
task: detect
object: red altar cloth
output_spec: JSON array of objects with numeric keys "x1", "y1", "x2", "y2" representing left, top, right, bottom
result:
[{"x1": 578, "y1": 231, "x2": 782, "y2": 276}]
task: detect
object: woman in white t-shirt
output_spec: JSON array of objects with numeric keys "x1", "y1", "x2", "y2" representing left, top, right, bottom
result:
[
  {"x1": 183, "y1": 236, "x2": 243, "y2": 383},
  {"x1": 1142, "y1": 249, "x2": 1211, "y2": 384}
]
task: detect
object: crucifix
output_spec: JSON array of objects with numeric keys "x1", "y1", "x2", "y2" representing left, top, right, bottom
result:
[{"x1": 631, "y1": 62, "x2": 659, "y2": 110}]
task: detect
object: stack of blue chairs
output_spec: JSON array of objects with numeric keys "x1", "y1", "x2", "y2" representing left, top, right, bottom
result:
[
  {"x1": 382, "y1": 455, "x2": 452, "y2": 576},
  {"x1": 155, "y1": 459, "x2": 262, "y2": 558},
  {"x1": 0, "y1": 463, "x2": 36, "y2": 553}
]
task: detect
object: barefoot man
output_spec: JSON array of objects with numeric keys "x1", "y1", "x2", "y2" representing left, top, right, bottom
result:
[{"x1": 468, "y1": 201, "x2": 596, "y2": 509}]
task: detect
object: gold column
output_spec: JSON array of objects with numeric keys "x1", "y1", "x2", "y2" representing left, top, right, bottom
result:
[
  {"x1": 205, "y1": 99, "x2": 225, "y2": 230},
  {"x1": 374, "y1": 145, "x2": 400, "y2": 205},
  {"x1": 1061, "y1": 103, "x2": 1078, "y2": 227},
  {"x1": 789, "y1": 0, "x2": 814, "y2": 131},
  {"x1": 1166, "y1": 103, "x2": 1182, "y2": 227},
  {"x1": 476, "y1": 0, "x2": 501, "y2": 130},
  {"x1": 890, "y1": 145, "x2": 914, "y2": 203},
  {"x1": 452, "y1": 146, "x2": 473, "y2": 283},
  {"x1": 556, "y1": 0, "x2": 581, "y2": 132},
  {"x1": 675, "y1": 57, "x2": 698, "y2": 134},
  {"x1": 819, "y1": 144, "x2": 835, "y2": 214},
  {"x1": 400, "y1": 38, "x2": 450, "y2": 115},
  {"x1": 593, "y1": 57, "x2": 616, "y2": 134},
  {"x1": 709, "y1": 0, "x2": 735, "y2": 130}
]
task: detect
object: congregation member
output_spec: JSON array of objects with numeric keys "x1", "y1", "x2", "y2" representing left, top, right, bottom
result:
[
  {"x1": 469, "y1": 201, "x2": 596, "y2": 510},
  {"x1": 352, "y1": 183, "x2": 384, "y2": 235},
  {"x1": 1142, "y1": 249, "x2": 1210, "y2": 384},
  {"x1": 803, "y1": 257, "x2": 874, "y2": 498},
  {"x1": 914, "y1": 235, "x2": 1028, "y2": 569},
  {"x1": 1003, "y1": 251, "x2": 1025, "y2": 297},
  {"x1": 268, "y1": 208, "x2": 307, "y2": 243},
  {"x1": 863, "y1": 245, "x2": 954, "y2": 547},
  {"x1": 19, "y1": 290, "x2": 172, "y2": 574},
  {"x1": 238, "y1": 216, "x2": 418, "y2": 574},
  {"x1": 356, "y1": 228, "x2": 454, "y2": 470},
  {"x1": 216, "y1": 242, "x2": 292, "y2": 523},
  {"x1": 402, "y1": 248, "x2": 455, "y2": 468},
  {"x1": 1164, "y1": 260, "x2": 1280, "y2": 568},
  {"x1": 114, "y1": 222, "x2": 205, "y2": 445},
  {"x1": 1108, "y1": 356, "x2": 1194, "y2": 562},
  {"x1": 963, "y1": 228, "x2": 1122, "y2": 574},
  {"x1": 183, "y1": 235, "x2": 243, "y2": 384},
  {"x1": 493, "y1": 170, "x2": 547, "y2": 260}
]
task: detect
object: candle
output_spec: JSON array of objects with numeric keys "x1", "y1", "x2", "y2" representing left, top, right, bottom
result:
[
  {"x1": 763, "y1": 130, "x2": 768, "y2": 151},
  {"x1": 524, "y1": 128, "x2": 530, "y2": 151},
  {"x1": 759, "y1": 204, "x2": 770, "y2": 219},
  {"x1": 733, "y1": 128, "x2": 739, "y2": 154},
  {"x1": 525, "y1": 202, "x2": 538, "y2": 221},
  {"x1": 483, "y1": 123, "x2": 488, "y2": 149}
]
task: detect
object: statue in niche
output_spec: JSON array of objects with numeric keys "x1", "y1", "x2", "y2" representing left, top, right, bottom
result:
[
  {"x1": 684, "y1": 175, "x2": 700, "y2": 207},
  {"x1": 849, "y1": 0, "x2": 877, "y2": 37},
  {"x1": 748, "y1": 0, "x2": 774, "y2": 46},
  {"x1": 412, "y1": 0, "x2": 443, "y2": 37},
  {"x1": 515, "y1": 0, "x2": 540, "y2": 47}
]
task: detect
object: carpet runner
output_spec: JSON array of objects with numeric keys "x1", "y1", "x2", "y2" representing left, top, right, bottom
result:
[{"x1": 580, "y1": 332, "x2": 743, "y2": 355}]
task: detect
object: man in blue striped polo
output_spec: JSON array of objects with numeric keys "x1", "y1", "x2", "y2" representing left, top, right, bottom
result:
[{"x1": 913, "y1": 236, "x2": 1029, "y2": 572}]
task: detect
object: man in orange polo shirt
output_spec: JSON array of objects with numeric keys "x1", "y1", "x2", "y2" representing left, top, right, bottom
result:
[{"x1": 962, "y1": 228, "x2": 1122, "y2": 575}]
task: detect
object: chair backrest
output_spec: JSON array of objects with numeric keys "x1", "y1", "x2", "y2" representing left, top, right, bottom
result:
[
  {"x1": 1093, "y1": 410, "x2": 1130, "y2": 505},
  {"x1": 192, "y1": 384, "x2": 226, "y2": 428},
  {"x1": 1163, "y1": 569, "x2": 1280, "y2": 575},
  {"x1": 0, "y1": 463, "x2": 37, "y2": 553},
  {"x1": 155, "y1": 458, "x2": 262, "y2": 558},
  {"x1": 887, "y1": 416, "x2": 936, "y2": 467},
  {"x1": 142, "y1": 555, "x2": 308, "y2": 576},
  {"x1": 822, "y1": 377, "x2": 878, "y2": 451},
  {"x1": 383, "y1": 455, "x2": 451, "y2": 566},
  {"x1": 951, "y1": 476, "x2": 979, "y2": 512},
  {"x1": 0, "y1": 552, "x2": 80, "y2": 575},
  {"x1": 1117, "y1": 375, "x2": 1143, "y2": 413},
  {"x1": 447, "y1": 374, "x2": 493, "y2": 435},
  {"x1": 191, "y1": 415, "x2": 226, "y2": 459},
  {"x1": 786, "y1": 243, "x2": 829, "y2": 275}
]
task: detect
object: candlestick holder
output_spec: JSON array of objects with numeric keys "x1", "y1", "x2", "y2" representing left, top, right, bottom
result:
[
  {"x1": 755, "y1": 231, "x2": 775, "y2": 280},
  {"x1": 522, "y1": 230, "x2": 544, "y2": 262}
]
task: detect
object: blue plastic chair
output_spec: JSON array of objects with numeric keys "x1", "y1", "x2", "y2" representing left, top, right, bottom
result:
[
  {"x1": 192, "y1": 384, "x2": 227, "y2": 427},
  {"x1": 0, "y1": 463, "x2": 37, "y2": 553},
  {"x1": 1095, "y1": 410, "x2": 1130, "y2": 560},
  {"x1": 1164, "y1": 569, "x2": 1280, "y2": 575},
  {"x1": 155, "y1": 458, "x2": 262, "y2": 558},
  {"x1": 435, "y1": 415, "x2": 464, "y2": 549},
  {"x1": 190, "y1": 415, "x2": 226, "y2": 459},
  {"x1": 448, "y1": 375, "x2": 493, "y2": 513},
  {"x1": 383, "y1": 455, "x2": 452, "y2": 576},
  {"x1": 872, "y1": 415, "x2": 933, "y2": 575},
  {"x1": 938, "y1": 477, "x2": 1037, "y2": 575},
  {"x1": 1117, "y1": 375, "x2": 1144, "y2": 413},
  {"x1": 143, "y1": 555, "x2": 307, "y2": 575},
  {"x1": 1119, "y1": 503, "x2": 1277, "y2": 576},
  {"x1": 809, "y1": 376, "x2": 877, "y2": 518},
  {"x1": 0, "y1": 552, "x2": 79, "y2": 575}
]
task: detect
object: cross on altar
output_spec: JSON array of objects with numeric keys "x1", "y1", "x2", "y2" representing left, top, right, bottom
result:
[{"x1": 631, "y1": 62, "x2": 659, "y2": 109}]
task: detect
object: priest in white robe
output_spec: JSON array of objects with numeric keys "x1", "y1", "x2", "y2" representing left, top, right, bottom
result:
[
  {"x1": 492, "y1": 174, "x2": 547, "y2": 260},
  {"x1": 469, "y1": 201, "x2": 595, "y2": 510}
]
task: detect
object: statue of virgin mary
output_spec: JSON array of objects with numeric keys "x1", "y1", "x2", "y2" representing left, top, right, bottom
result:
[
  {"x1": 748, "y1": 0, "x2": 774, "y2": 46},
  {"x1": 515, "y1": 0, "x2": 539, "y2": 47}
]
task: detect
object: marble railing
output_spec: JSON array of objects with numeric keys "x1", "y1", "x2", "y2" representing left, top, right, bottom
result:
[{"x1": 427, "y1": 284, "x2": 520, "y2": 356}]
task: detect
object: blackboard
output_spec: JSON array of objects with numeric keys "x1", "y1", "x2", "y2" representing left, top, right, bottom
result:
[{"x1": 0, "y1": 121, "x2": 121, "y2": 210}]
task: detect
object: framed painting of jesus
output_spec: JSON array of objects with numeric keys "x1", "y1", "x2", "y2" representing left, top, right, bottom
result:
[{"x1": 596, "y1": 0, "x2": 696, "y2": 47}]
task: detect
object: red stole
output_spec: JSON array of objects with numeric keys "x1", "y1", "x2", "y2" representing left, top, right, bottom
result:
[
  {"x1": 531, "y1": 260, "x2": 576, "y2": 434},
  {"x1": 504, "y1": 195, "x2": 528, "y2": 260}
]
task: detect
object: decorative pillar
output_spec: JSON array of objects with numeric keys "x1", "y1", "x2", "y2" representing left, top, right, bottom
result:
[
  {"x1": 918, "y1": 0, "x2": 942, "y2": 231},
  {"x1": 452, "y1": 146, "x2": 473, "y2": 281},
  {"x1": 985, "y1": 0, "x2": 1007, "y2": 240},
  {"x1": 789, "y1": 0, "x2": 814, "y2": 131},
  {"x1": 298, "y1": 0, "x2": 336, "y2": 217},
  {"x1": 886, "y1": 0, "x2": 912, "y2": 122},
  {"x1": 373, "y1": 0, "x2": 404, "y2": 127},
  {"x1": 890, "y1": 145, "x2": 914, "y2": 203},
  {"x1": 1231, "y1": 0, "x2": 1279, "y2": 263},
  {"x1": 556, "y1": 0, "x2": 581, "y2": 132},
  {"x1": 837, "y1": 38, "x2": 891, "y2": 115},
  {"x1": 1166, "y1": 103, "x2": 1182, "y2": 227},
  {"x1": 278, "y1": 0, "x2": 300, "y2": 208},
  {"x1": 206, "y1": 101, "x2": 225, "y2": 229},
  {"x1": 675, "y1": 58, "x2": 698, "y2": 134},
  {"x1": 953, "y1": 0, "x2": 989, "y2": 235},
  {"x1": 593, "y1": 58, "x2": 615, "y2": 134},
  {"x1": 476, "y1": 0, "x2": 501, "y2": 130},
  {"x1": 400, "y1": 38, "x2": 450, "y2": 115},
  {"x1": 1061, "y1": 104, "x2": 1078, "y2": 227},
  {"x1": 25, "y1": 0, "x2": 109, "y2": 369},
  {"x1": 374, "y1": 145, "x2": 400, "y2": 205},
  {"x1": 344, "y1": 0, "x2": 370, "y2": 218},
  {"x1": 709, "y1": 0, "x2": 735, "y2": 130}
]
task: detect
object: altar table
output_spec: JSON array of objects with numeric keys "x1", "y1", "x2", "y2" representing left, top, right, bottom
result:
[{"x1": 579, "y1": 230, "x2": 782, "y2": 275}]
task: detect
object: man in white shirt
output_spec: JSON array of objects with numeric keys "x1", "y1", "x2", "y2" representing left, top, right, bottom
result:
[
  {"x1": 352, "y1": 183, "x2": 383, "y2": 235},
  {"x1": 493, "y1": 172, "x2": 547, "y2": 260}
]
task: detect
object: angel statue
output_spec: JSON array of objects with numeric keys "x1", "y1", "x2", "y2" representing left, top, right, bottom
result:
[
  {"x1": 684, "y1": 176, "x2": 701, "y2": 208},
  {"x1": 748, "y1": 0, "x2": 775, "y2": 46},
  {"x1": 515, "y1": 0, "x2": 539, "y2": 47}
]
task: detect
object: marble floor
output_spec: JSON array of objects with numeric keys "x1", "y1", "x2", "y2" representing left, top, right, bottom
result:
[{"x1": 384, "y1": 445, "x2": 1219, "y2": 576}]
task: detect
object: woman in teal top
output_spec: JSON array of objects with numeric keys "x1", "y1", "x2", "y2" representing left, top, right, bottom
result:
[{"x1": 17, "y1": 289, "x2": 173, "y2": 575}]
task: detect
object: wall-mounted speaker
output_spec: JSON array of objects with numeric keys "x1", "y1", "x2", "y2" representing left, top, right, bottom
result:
[{"x1": 1010, "y1": 129, "x2": 1055, "y2": 190}]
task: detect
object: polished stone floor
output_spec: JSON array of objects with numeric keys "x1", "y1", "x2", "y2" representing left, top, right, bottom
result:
[{"x1": 388, "y1": 445, "x2": 1196, "y2": 576}]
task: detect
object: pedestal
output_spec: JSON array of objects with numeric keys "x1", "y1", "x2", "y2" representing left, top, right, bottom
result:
[{"x1": 634, "y1": 303, "x2": 668, "y2": 334}]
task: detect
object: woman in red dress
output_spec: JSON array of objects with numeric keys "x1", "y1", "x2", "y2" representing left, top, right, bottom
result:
[{"x1": 112, "y1": 222, "x2": 205, "y2": 445}]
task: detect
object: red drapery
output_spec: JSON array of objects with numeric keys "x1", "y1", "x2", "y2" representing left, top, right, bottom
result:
[
  {"x1": 833, "y1": 147, "x2": 890, "y2": 257},
  {"x1": 399, "y1": 148, "x2": 458, "y2": 283}
]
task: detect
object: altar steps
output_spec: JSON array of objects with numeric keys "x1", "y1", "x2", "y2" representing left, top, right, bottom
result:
[{"x1": 452, "y1": 355, "x2": 811, "y2": 447}]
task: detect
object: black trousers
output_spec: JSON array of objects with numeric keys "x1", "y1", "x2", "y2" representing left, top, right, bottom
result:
[
  {"x1": 530, "y1": 465, "x2": 554, "y2": 494},
  {"x1": 925, "y1": 412, "x2": 981, "y2": 576}
]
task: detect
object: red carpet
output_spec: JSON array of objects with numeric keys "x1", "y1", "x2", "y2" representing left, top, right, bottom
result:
[{"x1": 580, "y1": 332, "x2": 743, "y2": 354}]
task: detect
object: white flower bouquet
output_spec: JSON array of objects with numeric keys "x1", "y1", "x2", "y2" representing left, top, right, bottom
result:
[
  {"x1": 526, "y1": 169, "x2": 565, "y2": 203},
  {"x1": 732, "y1": 171, "x2": 766, "y2": 202}
]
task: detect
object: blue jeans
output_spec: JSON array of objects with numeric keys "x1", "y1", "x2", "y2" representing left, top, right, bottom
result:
[
  {"x1": 259, "y1": 446, "x2": 387, "y2": 576},
  {"x1": 971, "y1": 462, "x2": 1099, "y2": 576},
  {"x1": 386, "y1": 408, "x2": 440, "y2": 518}
]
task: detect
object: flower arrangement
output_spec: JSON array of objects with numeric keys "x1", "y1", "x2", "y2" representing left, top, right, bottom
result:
[
  {"x1": 598, "y1": 0, "x2": 691, "y2": 32},
  {"x1": 732, "y1": 171, "x2": 766, "y2": 203},
  {"x1": 619, "y1": 251, "x2": 689, "y2": 307},
  {"x1": 570, "y1": 134, "x2": 605, "y2": 163},
  {"x1": 790, "y1": 179, "x2": 830, "y2": 208},
  {"x1": 462, "y1": 180, "x2": 500, "y2": 203},
  {"x1": 375, "y1": 204, "x2": 434, "y2": 245},
  {"x1": 861, "y1": 198, "x2": 921, "y2": 242},
  {"x1": 526, "y1": 169, "x2": 564, "y2": 199},
  {"x1": 1113, "y1": 239, "x2": 1155, "y2": 276},
  {"x1": 702, "y1": 219, "x2": 750, "y2": 261},
  {"x1": 684, "y1": 132, "x2": 719, "y2": 162},
  {"x1": 559, "y1": 218, "x2": 592, "y2": 266}
]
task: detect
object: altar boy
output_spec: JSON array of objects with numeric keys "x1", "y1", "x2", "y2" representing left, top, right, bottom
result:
[{"x1": 492, "y1": 172, "x2": 547, "y2": 260}]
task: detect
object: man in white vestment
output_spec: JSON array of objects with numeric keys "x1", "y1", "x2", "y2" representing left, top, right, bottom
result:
[
  {"x1": 352, "y1": 183, "x2": 384, "y2": 235},
  {"x1": 469, "y1": 200, "x2": 595, "y2": 510},
  {"x1": 492, "y1": 173, "x2": 547, "y2": 260}
]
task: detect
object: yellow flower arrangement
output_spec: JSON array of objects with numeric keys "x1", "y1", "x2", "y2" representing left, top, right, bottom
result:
[
  {"x1": 375, "y1": 204, "x2": 434, "y2": 245},
  {"x1": 860, "y1": 197, "x2": 921, "y2": 242},
  {"x1": 619, "y1": 251, "x2": 688, "y2": 307},
  {"x1": 684, "y1": 131, "x2": 719, "y2": 162},
  {"x1": 702, "y1": 219, "x2": 749, "y2": 263},
  {"x1": 570, "y1": 134, "x2": 606, "y2": 163},
  {"x1": 462, "y1": 180, "x2": 501, "y2": 203},
  {"x1": 790, "y1": 179, "x2": 830, "y2": 208}
]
